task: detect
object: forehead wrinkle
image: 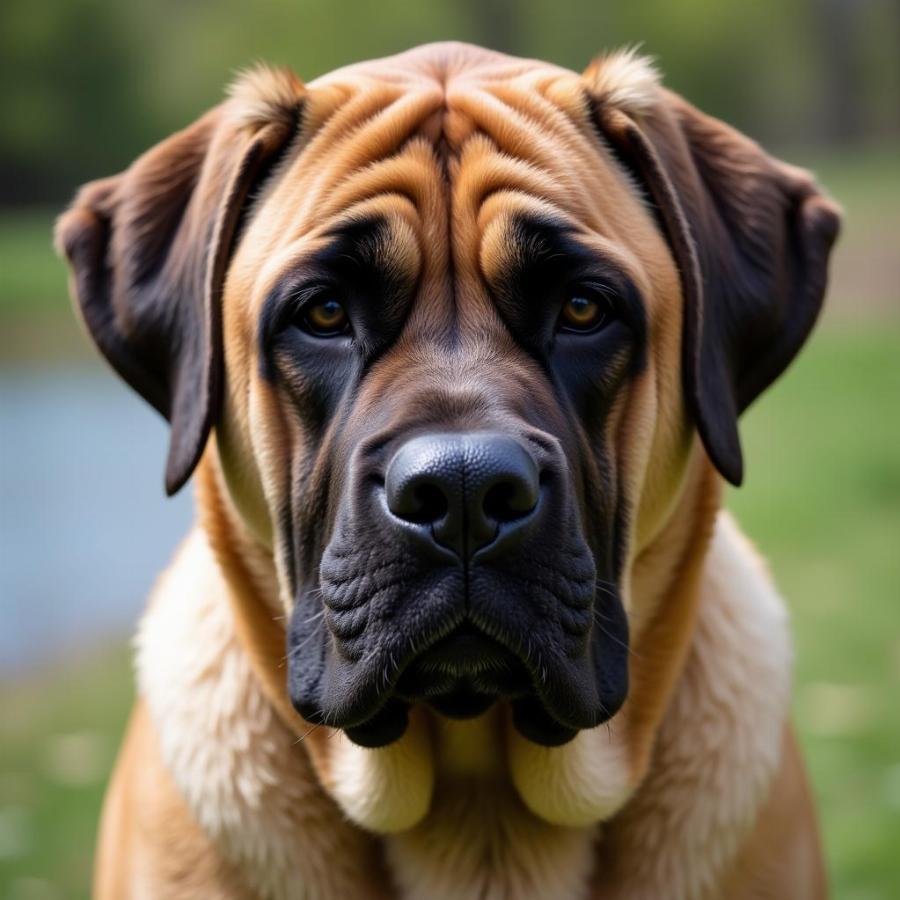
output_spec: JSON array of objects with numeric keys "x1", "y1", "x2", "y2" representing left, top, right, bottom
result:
[
  {"x1": 367, "y1": 214, "x2": 422, "y2": 292},
  {"x1": 454, "y1": 141, "x2": 624, "y2": 247},
  {"x1": 274, "y1": 87, "x2": 444, "y2": 238},
  {"x1": 298, "y1": 82, "x2": 409, "y2": 170},
  {"x1": 446, "y1": 85, "x2": 657, "y2": 246},
  {"x1": 314, "y1": 139, "x2": 444, "y2": 227},
  {"x1": 291, "y1": 48, "x2": 621, "y2": 229},
  {"x1": 453, "y1": 140, "x2": 562, "y2": 223},
  {"x1": 445, "y1": 79, "x2": 619, "y2": 223},
  {"x1": 448, "y1": 87, "x2": 581, "y2": 192},
  {"x1": 331, "y1": 189, "x2": 422, "y2": 230},
  {"x1": 478, "y1": 210, "x2": 564, "y2": 289},
  {"x1": 477, "y1": 191, "x2": 569, "y2": 243},
  {"x1": 489, "y1": 81, "x2": 614, "y2": 194},
  {"x1": 311, "y1": 214, "x2": 423, "y2": 300},
  {"x1": 256, "y1": 50, "x2": 663, "y2": 332},
  {"x1": 489, "y1": 77, "x2": 599, "y2": 157},
  {"x1": 323, "y1": 90, "x2": 444, "y2": 185}
]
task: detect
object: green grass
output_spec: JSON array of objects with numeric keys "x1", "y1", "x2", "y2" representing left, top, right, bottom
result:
[
  {"x1": 1, "y1": 325, "x2": 897, "y2": 899},
  {"x1": 728, "y1": 326, "x2": 900, "y2": 900},
  {"x1": 0, "y1": 646, "x2": 134, "y2": 900}
]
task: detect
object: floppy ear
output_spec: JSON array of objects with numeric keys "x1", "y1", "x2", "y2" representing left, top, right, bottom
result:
[
  {"x1": 584, "y1": 52, "x2": 841, "y2": 485},
  {"x1": 55, "y1": 66, "x2": 305, "y2": 495}
]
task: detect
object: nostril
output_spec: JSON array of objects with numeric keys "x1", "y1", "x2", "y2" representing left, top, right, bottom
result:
[
  {"x1": 384, "y1": 433, "x2": 543, "y2": 556},
  {"x1": 483, "y1": 479, "x2": 538, "y2": 524},
  {"x1": 405, "y1": 482, "x2": 449, "y2": 525}
]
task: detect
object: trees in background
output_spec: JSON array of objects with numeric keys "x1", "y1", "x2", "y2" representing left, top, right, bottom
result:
[{"x1": 2, "y1": 0, "x2": 897, "y2": 205}]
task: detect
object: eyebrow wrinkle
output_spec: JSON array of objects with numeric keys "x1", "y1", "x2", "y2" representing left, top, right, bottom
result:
[
  {"x1": 318, "y1": 214, "x2": 422, "y2": 307},
  {"x1": 484, "y1": 213, "x2": 648, "y2": 360},
  {"x1": 492, "y1": 214, "x2": 645, "y2": 294},
  {"x1": 257, "y1": 214, "x2": 420, "y2": 374},
  {"x1": 488, "y1": 215, "x2": 582, "y2": 299},
  {"x1": 321, "y1": 215, "x2": 391, "y2": 270}
]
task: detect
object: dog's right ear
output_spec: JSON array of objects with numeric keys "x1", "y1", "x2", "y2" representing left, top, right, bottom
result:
[
  {"x1": 55, "y1": 67, "x2": 305, "y2": 495},
  {"x1": 583, "y1": 51, "x2": 840, "y2": 487}
]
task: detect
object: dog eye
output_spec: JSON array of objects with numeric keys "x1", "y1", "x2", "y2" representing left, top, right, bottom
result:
[
  {"x1": 299, "y1": 298, "x2": 350, "y2": 337},
  {"x1": 558, "y1": 292, "x2": 615, "y2": 334}
]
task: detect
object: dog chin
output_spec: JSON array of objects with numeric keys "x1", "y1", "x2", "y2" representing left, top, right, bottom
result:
[
  {"x1": 287, "y1": 570, "x2": 631, "y2": 751},
  {"x1": 288, "y1": 629, "x2": 629, "y2": 750},
  {"x1": 343, "y1": 694, "x2": 580, "y2": 749},
  {"x1": 319, "y1": 702, "x2": 637, "y2": 836}
]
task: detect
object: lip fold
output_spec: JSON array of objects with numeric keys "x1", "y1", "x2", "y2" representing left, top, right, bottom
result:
[
  {"x1": 289, "y1": 603, "x2": 625, "y2": 749},
  {"x1": 288, "y1": 542, "x2": 629, "y2": 750}
]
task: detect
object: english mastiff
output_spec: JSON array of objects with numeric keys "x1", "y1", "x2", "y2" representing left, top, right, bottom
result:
[{"x1": 57, "y1": 42, "x2": 840, "y2": 900}]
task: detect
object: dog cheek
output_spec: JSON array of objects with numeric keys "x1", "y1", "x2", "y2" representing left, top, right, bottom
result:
[
  {"x1": 214, "y1": 338, "x2": 288, "y2": 552},
  {"x1": 215, "y1": 410, "x2": 275, "y2": 550},
  {"x1": 630, "y1": 362, "x2": 695, "y2": 556}
]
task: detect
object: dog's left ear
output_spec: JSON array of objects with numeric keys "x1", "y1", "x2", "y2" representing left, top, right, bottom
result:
[
  {"x1": 56, "y1": 67, "x2": 305, "y2": 495},
  {"x1": 584, "y1": 52, "x2": 841, "y2": 485}
]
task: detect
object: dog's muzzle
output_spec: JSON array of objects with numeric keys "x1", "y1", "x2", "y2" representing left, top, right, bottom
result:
[{"x1": 287, "y1": 431, "x2": 629, "y2": 749}]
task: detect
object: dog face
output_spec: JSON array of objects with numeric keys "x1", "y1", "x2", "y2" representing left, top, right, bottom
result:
[
  {"x1": 58, "y1": 45, "x2": 839, "y2": 762},
  {"x1": 254, "y1": 181, "x2": 643, "y2": 750}
]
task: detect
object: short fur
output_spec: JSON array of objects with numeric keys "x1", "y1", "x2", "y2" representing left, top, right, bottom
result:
[{"x1": 57, "y1": 42, "x2": 839, "y2": 899}]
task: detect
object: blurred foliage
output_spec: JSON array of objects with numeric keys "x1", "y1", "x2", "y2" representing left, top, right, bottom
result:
[{"x1": 1, "y1": 0, "x2": 899, "y2": 204}]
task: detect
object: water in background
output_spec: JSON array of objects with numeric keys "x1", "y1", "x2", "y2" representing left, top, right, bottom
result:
[{"x1": 0, "y1": 364, "x2": 193, "y2": 673}]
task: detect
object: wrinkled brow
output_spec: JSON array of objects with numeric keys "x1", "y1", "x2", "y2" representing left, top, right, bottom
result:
[
  {"x1": 258, "y1": 215, "x2": 421, "y2": 347},
  {"x1": 484, "y1": 215, "x2": 646, "y2": 330},
  {"x1": 317, "y1": 215, "x2": 421, "y2": 292}
]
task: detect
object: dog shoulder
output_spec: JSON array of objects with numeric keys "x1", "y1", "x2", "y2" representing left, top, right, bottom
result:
[
  {"x1": 600, "y1": 512, "x2": 796, "y2": 898},
  {"x1": 134, "y1": 526, "x2": 390, "y2": 899},
  {"x1": 700, "y1": 515, "x2": 825, "y2": 897},
  {"x1": 666, "y1": 511, "x2": 795, "y2": 896},
  {"x1": 700, "y1": 513, "x2": 795, "y2": 694},
  {"x1": 722, "y1": 724, "x2": 828, "y2": 900},
  {"x1": 94, "y1": 699, "x2": 250, "y2": 899}
]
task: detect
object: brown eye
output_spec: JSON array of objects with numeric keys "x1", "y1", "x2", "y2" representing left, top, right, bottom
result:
[
  {"x1": 559, "y1": 293, "x2": 613, "y2": 333},
  {"x1": 302, "y1": 298, "x2": 350, "y2": 337}
]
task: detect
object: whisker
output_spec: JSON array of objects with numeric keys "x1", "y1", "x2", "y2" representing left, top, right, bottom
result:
[
  {"x1": 300, "y1": 609, "x2": 326, "y2": 626},
  {"x1": 592, "y1": 609, "x2": 640, "y2": 659},
  {"x1": 283, "y1": 618, "x2": 326, "y2": 662},
  {"x1": 293, "y1": 723, "x2": 321, "y2": 745},
  {"x1": 594, "y1": 580, "x2": 619, "y2": 600}
]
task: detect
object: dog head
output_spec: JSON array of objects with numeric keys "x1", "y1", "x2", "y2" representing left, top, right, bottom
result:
[{"x1": 58, "y1": 43, "x2": 839, "y2": 825}]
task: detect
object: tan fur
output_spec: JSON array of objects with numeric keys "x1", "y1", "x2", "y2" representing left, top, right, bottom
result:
[
  {"x1": 74, "y1": 43, "x2": 828, "y2": 899},
  {"x1": 582, "y1": 47, "x2": 661, "y2": 116},
  {"x1": 226, "y1": 65, "x2": 306, "y2": 134}
]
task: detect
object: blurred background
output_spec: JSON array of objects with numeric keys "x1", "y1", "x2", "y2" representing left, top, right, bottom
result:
[{"x1": 1, "y1": 0, "x2": 898, "y2": 897}]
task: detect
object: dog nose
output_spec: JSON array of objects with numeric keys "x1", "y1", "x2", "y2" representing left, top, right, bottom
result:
[{"x1": 384, "y1": 432, "x2": 541, "y2": 559}]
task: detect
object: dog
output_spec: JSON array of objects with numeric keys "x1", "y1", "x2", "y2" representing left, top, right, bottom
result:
[{"x1": 56, "y1": 42, "x2": 840, "y2": 900}]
